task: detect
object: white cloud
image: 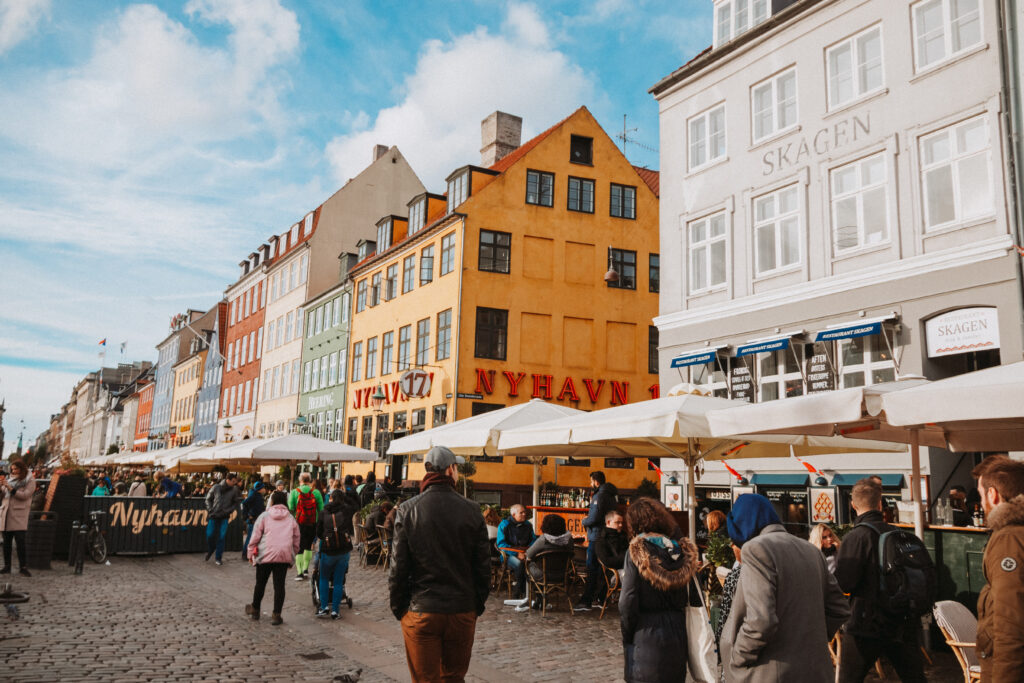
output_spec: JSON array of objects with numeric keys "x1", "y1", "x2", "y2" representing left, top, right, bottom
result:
[
  {"x1": 0, "y1": 365, "x2": 84, "y2": 458},
  {"x1": 0, "y1": 0, "x2": 49, "y2": 55},
  {"x1": 325, "y1": 2, "x2": 598, "y2": 189}
]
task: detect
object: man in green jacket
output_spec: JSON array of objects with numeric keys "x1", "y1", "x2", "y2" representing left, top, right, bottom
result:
[
  {"x1": 973, "y1": 455, "x2": 1024, "y2": 681},
  {"x1": 288, "y1": 472, "x2": 324, "y2": 580}
]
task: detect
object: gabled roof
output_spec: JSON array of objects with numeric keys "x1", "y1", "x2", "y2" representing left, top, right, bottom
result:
[
  {"x1": 632, "y1": 166, "x2": 659, "y2": 197},
  {"x1": 488, "y1": 108, "x2": 579, "y2": 174}
]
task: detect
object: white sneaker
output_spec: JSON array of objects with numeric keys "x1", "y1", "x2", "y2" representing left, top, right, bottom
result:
[{"x1": 514, "y1": 604, "x2": 531, "y2": 613}]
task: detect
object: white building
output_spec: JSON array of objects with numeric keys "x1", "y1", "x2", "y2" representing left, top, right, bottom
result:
[{"x1": 650, "y1": 0, "x2": 1024, "y2": 518}]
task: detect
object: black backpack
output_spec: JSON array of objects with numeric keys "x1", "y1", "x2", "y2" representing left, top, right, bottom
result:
[
  {"x1": 857, "y1": 522, "x2": 937, "y2": 619},
  {"x1": 322, "y1": 510, "x2": 353, "y2": 554}
]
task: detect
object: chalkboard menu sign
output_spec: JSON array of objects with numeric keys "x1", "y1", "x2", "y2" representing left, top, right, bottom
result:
[
  {"x1": 730, "y1": 360, "x2": 754, "y2": 402},
  {"x1": 805, "y1": 342, "x2": 836, "y2": 393}
]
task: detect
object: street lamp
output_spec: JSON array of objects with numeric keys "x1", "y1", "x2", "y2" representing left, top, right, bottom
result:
[
  {"x1": 291, "y1": 415, "x2": 308, "y2": 435},
  {"x1": 603, "y1": 247, "x2": 619, "y2": 283},
  {"x1": 370, "y1": 382, "x2": 387, "y2": 413},
  {"x1": 223, "y1": 419, "x2": 232, "y2": 443}
]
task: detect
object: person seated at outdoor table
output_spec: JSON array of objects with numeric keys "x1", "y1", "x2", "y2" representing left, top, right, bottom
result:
[
  {"x1": 524, "y1": 513, "x2": 575, "y2": 610},
  {"x1": 364, "y1": 500, "x2": 393, "y2": 540},
  {"x1": 383, "y1": 501, "x2": 400, "y2": 534},
  {"x1": 596, "y1": 510, "x2": 628, "y2": 576},
  {"x1": 127, "y1": 475, "x2": 147, "y2": 497},
  {"x1": 482, "y1": 507, "x2": 502, "y2": 541},
  {"x1": 497, "y1": 504, "x2": 537, "y2": 600},
  {"x1": 91, "y1": 479, "x2": 111, "y2": 496}
]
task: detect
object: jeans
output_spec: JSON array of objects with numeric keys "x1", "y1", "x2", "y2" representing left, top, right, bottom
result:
[
  {"x1": 401, "y1": 611, "x2": 477, "y2": 683},
  {"x1": 252, "y1": 562, "x2": 289, "y2": 614},
  {"x1": 837, "y1": 631, "x2": 925, "y2": 683},
  {"x1": 580, "y1": 542, "x2": 603, "y2": 604},
  {"x1": 206, "y1": 517, "x2": 229, "y2": 561},
  {"x1": 243, "y1": 521, "x2": 255, "y2": 559},
  {"x1": 503, "y1": 551, "x2": 526, "y2": 596},
  {"x1": 2, "y1": 530, "x2": 26, "y2": 569},
  {"x1": 318, "y1": 552, "x2": 351, "y2": 612}
]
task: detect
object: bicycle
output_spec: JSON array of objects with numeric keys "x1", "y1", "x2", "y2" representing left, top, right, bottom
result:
[{"x1": 71, "y1": 511, "x2": 107, "y2": 573}]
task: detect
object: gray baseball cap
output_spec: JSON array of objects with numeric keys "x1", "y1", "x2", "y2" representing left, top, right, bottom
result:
[{"x1": 424, "y1": 445, "x2": 465, "y2": 470}]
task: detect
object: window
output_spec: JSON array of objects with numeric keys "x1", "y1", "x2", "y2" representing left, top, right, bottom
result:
[
  {"x1": 303, "y1": 362, "x2": 311, "y2": 392},
  {"x1": 751, "y1": 69, "x2": 797, "y2": 142},
  {"x1": 478, "y1": 230, "x2": 511, "y2": 273},
  {"x1": 371, "y1": 272, "x2": 381, "y2": 306},
  {"x1": 920, "y1": 116, "x2": 992, "y2": 230},
  {"x1": 411, "y1": 409, "x2": 426, "y2": 434},
  {"x1": 436, "y1": 309, "x2": 452, "y2": 360},
  {"x1": 361, "y1": 416, "x2": 372, "y2": 450},
  {"x1": 416, "y1": 318, "x2": 430, "y2": 366},
  {"x1": 526, "y1": 170, "x2": 554, "y2": 207},
  {"x1": 433, "y1": 404, "x2": 448, "y2": 427},
  {"x1": 332, "y1": 297, "x2": 341, "y2": 327},
  {"x1": 689, "y1": 104, "x2": 726, "y2": 170},
  {"x1": 607, "y1": 248, "x2": 636, "y2": 290},
  {"x1": 283, "y1": 362, "x2": 293, "y2": 396},
  {"x1": 409, "y1": 199, "x2": 425, "y2": 234},
  {"x1": 311, "y1": 358, "x2": 320, "y2": 392},
  {"x1": 420, "y1": 246, "x2": 434, "y2": 284},
  {"x1": 447, "y1": 172, "x2": 469, "y2": 213},
  {"x1": 294, "y1": 309, "x2": 302, "y2": 339},
  {"x1": 348, "y1": 417, "x2": 358, "y2": 446},
  {"x1": 351, "y1": 342, "x2": 362, "y2": 382},
  {"x1": 289, "y1": 262, "x2": 297, "y2": 291},
  {"x1": 570, "y1": 135, "x2": 593, "y2": 165},
  {"x1": 366, "y1": 337, "x2": 377, "y2": 379},
  {"x1": 377, "y1": 219, "x2": 392, "y2": 253},
  {"x1": 474, "y1": 307, "x2": 508, "y2": 360},
  {"x1": 266, "y1": 321, "x2": 275, "y2": 352},
  {"x1": 753, "y1": 185, "x2": 801, "y2": 275},
  {"x1": 567, "y1": 177, "x2": 595, "y2": 213},
  {"x1": 328, "y1": 352, "x2": 338, "y2": 386},
  {"x1": 248, "y1": 331, "x2": 256, "y2": 363},
  {"x1": 610, "y1": 183, "x2": 637, "y2": 219},
  {"x1": 299, "y1": 253, "x2": 308, "y2": 284},
  {"x1": 402, "y1": 255, "x2": 415, "y2": 293},
  {"x1": 381, "y1": 331, "x2": 394, "y2": 376},
  {"x1": 831, "y1": 153, "x2": 888, "y2": 251},
  {"x1": 839, "y1": 335, "x2": 895, "y2": 388},
  {"x1": 393, "y1": 411, "x2": 407, "y2": 434},
  {"x1": 398, "y1": 325, "x2": 411, "y2": 371},
  {"x1": 356, "y1": 280, "x2": 367, "y2": 312},
  {"x1": 827, "y1": 27, "x2": 883, "y2": 110},
  {"x1": 689, "y1": 212, "x2": 728, "y2": 292},
  {"x1": 714, "y1": 0, "x2": 769, "y2": 46},
  {"x1": 341, "y1": 292, "x2": 350, "y2": 323},
  {"x1": 275, "y1": 315, "x2": 284, "y2": 347},
  {"x1": 913, "y1": 0, "x2": 982, "y2": 71},
  {"x1": 319, "y1": 354, "x2": 328, "y2": 389},
  {"x1": 385, "y1": 264, "x2": 398, "y2": 300},
  {"x1": 262, "y1": 371, "x2": 270, "y2": 402},
  {"x1": 271, "y1": 366, "x2": 280, "y2": 400},
  {"x1": 440, "y1": 233, "x2": 456, "y2": 275},
  {"x1": 648, "y1": 326, "x2": 659, "y2": 374},
  {"x1": 338, "y1": 348, "x2": 347, "y2": 384},
  {"x1": 758, "y1": 348, "x2": 804, "y2": 401}
]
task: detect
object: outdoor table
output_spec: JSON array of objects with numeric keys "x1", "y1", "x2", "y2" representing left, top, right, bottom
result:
[{"x1": 500, "y1": 546, "x2": 532, "y2": 609}]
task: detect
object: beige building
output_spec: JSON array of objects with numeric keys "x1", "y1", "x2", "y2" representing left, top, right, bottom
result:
[
  {"x1": 169, "y1": 351, "x2": 205, "y2": 447},
  {"x1": 651, "y1": 0, "x2": 1023, "y2": 505}
]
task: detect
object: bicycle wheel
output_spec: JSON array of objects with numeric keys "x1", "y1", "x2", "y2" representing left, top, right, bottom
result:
[{"x1": 88, "y1": 531, "x2": 107, "y2": 564}]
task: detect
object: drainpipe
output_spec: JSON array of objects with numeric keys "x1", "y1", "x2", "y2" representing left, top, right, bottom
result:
[{"x1": 998, "y1": 0, "x2": 1024, "y2": 357}]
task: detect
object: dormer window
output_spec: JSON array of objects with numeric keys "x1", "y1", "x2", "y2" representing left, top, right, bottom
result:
[
  {"x1": 570, "y1": 135, "x2": 593, "y2": 165},
  {"x1": 290, "y1": 223, "x2": 299, "y2": 245},
  {"x1": 377, "y1": 218, "x2": 393, "y2": 252},
  {"x1": 303, "y1": 213, "x2": 313, "y2": 237},
  {"x1": 357, "y1": 239, "x2": 376, "y2": 260},
  {"x1": 447, "y1": 172, "x2": 469, "y2": 213},
  {"x1": 408, "y1": 199, "x2": 426, "y2": 235},
  {"x1": 714, "y1": 0, "x2": 769, "y2": 47}
]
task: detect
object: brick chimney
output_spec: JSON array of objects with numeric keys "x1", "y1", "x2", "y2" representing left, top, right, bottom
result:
[
  {"x1": 373, "y1": 144, "x2": 389, "y2": 162},
  {"x1": 480, "y1": 111, "x2": 522, "y2": 167}
]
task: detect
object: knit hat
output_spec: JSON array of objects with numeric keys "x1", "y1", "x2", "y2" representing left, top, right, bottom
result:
[{"x1": 726, "y1": 493, "x2": 781, "y2": 547}]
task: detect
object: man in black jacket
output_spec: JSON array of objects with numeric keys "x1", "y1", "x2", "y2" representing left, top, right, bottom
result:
[
  {"x1": 595, "y1": 510, "x2": 628, "y2": 572},
  {"x1": 205, "y1": 473, "x2": 243, "y2": 565},
  {"x1": 576, "y1": 471, "x2": 618, "y2": 611},
  {"x1": 389, "y1": 446, "x2": 490, "y2": 682},
  {"x1": 835, "y1": 478, "x2": 925, "y2": 682}
]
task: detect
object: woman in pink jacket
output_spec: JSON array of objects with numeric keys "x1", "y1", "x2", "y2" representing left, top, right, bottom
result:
[
  {"x1": 245, "y1": 490, "x2": 300, "y2": 625},
  {"x1": 0, "y1": 459, "x2": 36, "y2": 576}
]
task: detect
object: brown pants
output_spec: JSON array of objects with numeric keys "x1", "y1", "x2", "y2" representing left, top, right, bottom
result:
[{"x1": 400, "y1": 610, "x2": 477, "y2": 683}]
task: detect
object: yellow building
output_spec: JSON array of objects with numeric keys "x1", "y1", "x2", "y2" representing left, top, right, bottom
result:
[
  {"x1": 169, "y1": 351, "x2": 206, "y2": 447},
  {"x1": 343, "y1": 108, "x2": 661, "y2": 505}
]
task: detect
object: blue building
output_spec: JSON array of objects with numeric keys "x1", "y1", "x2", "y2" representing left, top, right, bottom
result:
[
  {"x1": 194, "y1": 302, "x2": 227, "y2": 444},
  {"x1": 148, "y1": 308, "x2": 214, "y2": 450}
]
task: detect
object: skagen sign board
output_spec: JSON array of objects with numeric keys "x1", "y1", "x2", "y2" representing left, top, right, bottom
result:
[
  {"x1": 925, "y1": 308, "x2": 1000, "y2": 358},
  {"x1": 730, "y1": 362, "x2": 754, "y2": 402}
]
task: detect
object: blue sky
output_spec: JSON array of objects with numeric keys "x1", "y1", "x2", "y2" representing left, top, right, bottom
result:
[{"x1": 0, "y1": 0, "x2": 710, "y2": 456}]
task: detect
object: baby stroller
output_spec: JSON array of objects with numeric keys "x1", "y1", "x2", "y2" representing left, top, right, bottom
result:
[{"x1": 309, "y1": 539, "x2": 354, "y2": 611}]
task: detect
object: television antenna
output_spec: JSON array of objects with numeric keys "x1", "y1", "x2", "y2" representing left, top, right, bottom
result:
[{"x1": 615, "y1": 115, "x2": 658, "y2": 158}]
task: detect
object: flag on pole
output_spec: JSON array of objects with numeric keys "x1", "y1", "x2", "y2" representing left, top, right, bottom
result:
[
  {"x1": 120, "y1": 341, "x2": 127, "y2": 354},
  {"x1": 790, "y1": 444, "x2": 821, "y2": 475},
  {"x1": 647, "y1": 460, "x2": 664, "y2": 477},
  {"x1": 722, "y1": 459, "x2": 745, "y2": 482},
  {"x1": 98, "y1": 339, "x2": 107, "y2": 346}
]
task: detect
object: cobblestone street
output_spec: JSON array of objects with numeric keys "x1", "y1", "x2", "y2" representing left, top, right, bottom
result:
[{"x1": 0, "y1": 553, "x2": 962, "y2": 682}]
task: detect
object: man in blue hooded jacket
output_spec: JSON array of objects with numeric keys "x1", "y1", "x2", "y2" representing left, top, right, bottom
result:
[{"x1": 576, "y1": 471, "x2": 618, "y2": 611}]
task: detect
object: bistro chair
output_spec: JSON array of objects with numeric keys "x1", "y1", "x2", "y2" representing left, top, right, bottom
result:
[
  {"x1": 492, "y1": 541, "x2": 513, "y2": 596},
  {"x1": 933, "y1": 600, "x2": 981, "y2": 683},
  {"x1": 569, "y1": 542, "x2": 589, "y2": 590},
  {"x1": 376, "y1": 525, "x2": 391, "y2": 569},
  {"x1": 598, "y1": 558, "x2": 621, "y2": 619},
  {"x1": 526, "y1": 549, "x2": 575, "y2": 617},
  {"x1": 359, "y1": 524, "x2": 380, "y2": 567}
]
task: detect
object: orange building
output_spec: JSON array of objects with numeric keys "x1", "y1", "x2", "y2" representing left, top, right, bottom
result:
[{"x1": 343, "y1": 108, "x2": 661, "y2": 505}]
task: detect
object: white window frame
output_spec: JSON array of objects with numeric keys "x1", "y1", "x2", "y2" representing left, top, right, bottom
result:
[
  {"x1": 352, "y1": 342, "x2": 362, "y2": 382},
  {"x1": 752, "y1": 184, "x2": 802, "y2": 276},
  {"x1": 826, "y1": 25, "x2": 884, "y2": 111},
  {"x1": 830, "y1": 152, "x2": 890, "y2": 253},
  {"x1": 713, "y1": 0, "x2": 770, "y2": 47},
  {"x1": 751, "y1": 68, "x2": 798, "y2": 144},
  {"x1": 688, "y1": 211, "x2": 729, "y2": 294},
  {"x1": 919, "y1": 115, "x2": 993, "y2": 232},
  {"x1": 338, "y1": 348, "x2": 347, "y2": 384},
  {"x1": 341, "y1": 292, "x2": 351, "y2": 323},
  {"x1": 303, "y1": 362, "x2": 311, "y2": 393},
  {"x1": 837, "y1": 336, "x2": 896, "y2": 388},
  {"x1": 311, "y1": 358, "x2": 320, "y2": 392},
  {"x1": 757, "y1": 348, "x2": 804, "y2": 402},
  {"x1": 329, "y1": 352, "x2": 338, "y2": 386},
  {"x1": 912, "y1": 0, "x2": 983, "y2": 73},
  {"x1": 688, "y1": 103, "x2": 727, "y2": 171},
  {"x1": 319, "y1": 354, "x2": 329, "y2": 388}
]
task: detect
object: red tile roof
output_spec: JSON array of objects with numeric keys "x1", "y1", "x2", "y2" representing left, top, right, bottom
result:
[{"x1": 632, "y1": 166, "x2": 660, "y2": 197}]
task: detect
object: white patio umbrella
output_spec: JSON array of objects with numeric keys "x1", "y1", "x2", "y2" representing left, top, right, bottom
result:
[
  {"x1": 387, "y1": 398, "x2": 588, "y2": 505},
  {"x1": 251, "y1": 434, "x2": 377, "y2": 463},
  {"x1": 498, "y1": 393, "x2": 905, "y2": 540}
]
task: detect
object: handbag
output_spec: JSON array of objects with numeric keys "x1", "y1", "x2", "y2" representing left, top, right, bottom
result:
[{"x1": 685, "y1": 576, "x2": 718, "y2": 683}]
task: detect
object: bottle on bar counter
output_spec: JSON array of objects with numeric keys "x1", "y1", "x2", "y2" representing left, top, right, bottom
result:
[{"x1": 973, "y1": 504, "x2": 984, "y2": 527}]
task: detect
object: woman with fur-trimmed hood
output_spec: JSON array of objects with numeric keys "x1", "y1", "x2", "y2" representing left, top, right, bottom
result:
[{"x1": 620, "y1": 497, "x2": 699, "y2": 683}]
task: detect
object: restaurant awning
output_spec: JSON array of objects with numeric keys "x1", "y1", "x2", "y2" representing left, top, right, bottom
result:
[
  {"x1": 814, "y1": 314, "x2": 897, "y2": 342},
  {"x1": 733, "y1": 332, "x2": 804, "y2": 357},
  {"x1": 831, "y1": 473, "x2": 905, "y2": 487},
  {"x1": 750, "y1": 473, "x2": 809, "y2": 486},
  {"x1": 670, "y1": 345, "x2": 727, "y2": 368}
]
